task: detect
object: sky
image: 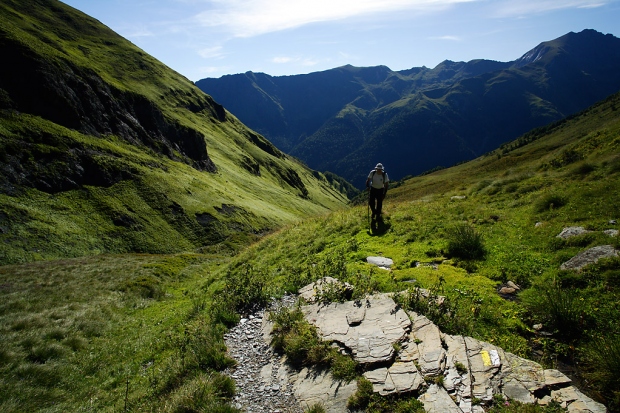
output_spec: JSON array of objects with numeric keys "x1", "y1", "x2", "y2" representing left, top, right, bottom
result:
[{"x1": 60, "y1": 0, "x2": 620, "y2": 82}]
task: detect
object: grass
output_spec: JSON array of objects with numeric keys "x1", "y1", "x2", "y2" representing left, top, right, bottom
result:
[{"x1": 1, "y1": 1, "x2": 620, "y2": 411}]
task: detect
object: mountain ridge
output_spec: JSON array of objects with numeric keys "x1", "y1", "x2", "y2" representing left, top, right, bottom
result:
[{"x1": 196, "y1": 29, "x2": 620, "y2": 188}]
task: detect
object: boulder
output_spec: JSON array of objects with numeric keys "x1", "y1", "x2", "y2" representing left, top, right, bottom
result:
[
  {"x1": 557, "y1": 226, "x2": 590, "y2": 239},
  {"x1": 560, "y1": 245, "x2": 619, "y2": 271},
  {"x1": 401, "y1": 313, "x2": 446, "y2": 376},
  {"x1": 604, "y1": 229, "x2": 619, "y2": 237},
  {"x1": 366, "y1": 256, "x2": 394, "y2": 269}
]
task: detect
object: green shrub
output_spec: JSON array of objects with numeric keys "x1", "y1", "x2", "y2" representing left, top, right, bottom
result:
[
  {"x1": 534, "y1": 193, "x2": 567, "y2": 213},
  {"x1": 347, "y1": 377, "x2": 374, "y2": 410},
  {"x1": 522, "y1": 285, "x2": 588, "y2": 340},
  {"x1": 445, "y1": 223, "x2": 486, "y2": 260},
  {"x1": 222, "y1": 264, "x2": 269, "y2": 313},
  {"x1": 584, "y1": 335, "x2": 620, "y2": 411},
  {"x1": 162, "y1": 372, "x2": 238, "y2": 413},
  {"x1": 330, "y1": 352, "x2": 358, "y2": 382},
  {"x1": 305, "y1": 404, "x2": 326, "y2": 413}
]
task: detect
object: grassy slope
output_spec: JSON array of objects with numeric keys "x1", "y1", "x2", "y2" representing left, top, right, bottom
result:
[
  {"x1": 1, "y1": 94, "x2": 618, "y2": 412},
  {"x1": 0, "y1": 0, "x2": 348, "y2": 264},
  {"x1": 220, "y1": 91, "x2": 620, "y2": 410}
]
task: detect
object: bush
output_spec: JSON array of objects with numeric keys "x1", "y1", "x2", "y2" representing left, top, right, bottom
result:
[
  {"x1": 522, "y1": 285, "x2": 588, "y2": 340},
  {"x1": 222, "y1": 264, "x2": 269, "y2": 313},
  {"x1": 584, "y1": 335, "x2": 620, "y2": 412},
  {"x1": 534, "y1": 193, "x2": 567, "y2": 213},
  {"x1": 445, "y1": 223, "x2": 486, "y2": 260}
]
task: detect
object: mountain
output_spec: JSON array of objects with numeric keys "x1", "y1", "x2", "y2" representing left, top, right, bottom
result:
[
  {"x1": 196, "y1": 29, "x2": 620, "y2": 188},
  {"x1": 0, "y1": 0, "x2": 350, "y2": 265}
]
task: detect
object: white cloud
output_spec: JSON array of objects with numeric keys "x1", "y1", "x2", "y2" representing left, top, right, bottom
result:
[
  {"x1": 195, "y1": 0, "x2": 476, "y2": 37},
  {"x1": 198, "y1": 45, "x2": 225, "y2": 59},
  {"x1": 491, "y1": 0, "x2": 608, "y2": 17},
  {"x1": 430, "y1": 35, "x2": 462, "y2": 41}
]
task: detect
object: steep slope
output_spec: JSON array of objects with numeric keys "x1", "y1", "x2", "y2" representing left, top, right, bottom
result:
[
  {"x1": 0, "y1": 0, "x2": 349, "y2": 264},
  {"x1": 196, "y1": 30, "x2": 620, "y2": 187}
]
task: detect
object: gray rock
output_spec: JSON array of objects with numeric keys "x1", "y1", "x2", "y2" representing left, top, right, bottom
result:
[
  {"x1": 499, "y1": 287, "x2": 516, "y2": 295},
  {"x1": 443, "y1": 334, "x2": 473, "y2": 412},
  {"x1": 544, "y1": 369, "x2": 572, "y2": 387},
  {"x1": 503, "y1": 378, "x2": 535, "y2": 404},
  {"x1": 610, "y1": 219, "x2": 617, "y2": 225},
  {"x1": 566, "y1": 388, "x2": 608, "y2": 413},
  {"x1": 366, "y1": 256, "x2": 394, "y2": 269},
  {"x1": 560, "y1": 245, "x2": 619, "y2": 271},
  {"x1": 363, "y1": 362, "x2": 425, "y2": 395},
  {"x1": 604, "y1": 229, "x2": 619, "y2": 237},
  {"x1": 557, "y1": 226, "x2": 590, "y2": 239},
  {"x1": 465, "y1": 337, "x2": 503, "y2": 402},
  {"x1": 292, "y1": 367, "x2": 358, "y2": 413},
  {"x1": 302, "y1": 296, "x2": 411, "y2": 364},
  {"x1": 506, "y1": 281, "x2": 520, "y2": 290},
  {"x1": 451, "y1": 195, "x2": 467, "y2": 200},
  {"x1": 419, "y1": 384, "x2": 463, "y2": 412},
  {"x1": 535, "y1": 222, "x2": 544, "y2": 227},
  {"x1": 404, "y1": 313, "x2": 446, "y2": 376}
]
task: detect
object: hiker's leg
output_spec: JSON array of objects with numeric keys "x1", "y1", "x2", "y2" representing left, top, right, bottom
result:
[
  {"x1": 369, "y1": 189, "x2": 377, "y2": 216},
  {"x1": 376, "y1": 193, "x2": 383, "y2": 215}
]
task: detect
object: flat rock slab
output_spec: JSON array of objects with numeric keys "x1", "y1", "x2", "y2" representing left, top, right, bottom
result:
[
  {"x1": 291, "y1": 367, "x2": 357, "y2": 413},
  {"x1": 557, "y1": 226, "x2": 590, "y2": 239},
  {"x1": 560, "y1": 245, "x2": 619, "y2": 271},
  {"x1": 363, "y1": 361, "x2": 425, "y2": 395},
  {"x1": 366, "y1": 256, "x2": 394, "y2": 269},
  {"x1": 302, "y1": 295, "x2": 411, "y2": 364},
  {"x1": 419, "y1": 384, "x2": 463, "y2": 413}
]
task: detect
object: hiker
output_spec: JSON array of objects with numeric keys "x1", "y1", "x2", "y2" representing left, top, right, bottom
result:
[{"x1": 366, "y1": 163, "x2": 389, "y2": 219}]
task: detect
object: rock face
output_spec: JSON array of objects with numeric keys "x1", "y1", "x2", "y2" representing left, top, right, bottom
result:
[
  {"x1": 228, "y1": 284, "x2": 607, "y2": 413},
  {"x1": 560, "y1": 245, "x2": 619, "y2": 271}
]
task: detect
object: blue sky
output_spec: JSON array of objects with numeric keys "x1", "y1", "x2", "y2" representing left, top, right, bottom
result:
[{"x1": 60, "y1": 0, "x2": 619, "y2": 82}]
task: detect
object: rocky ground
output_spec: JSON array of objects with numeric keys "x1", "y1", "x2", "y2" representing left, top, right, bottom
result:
[{"x1": 223, "y1": 296, "x2": 304, "y2": 413}]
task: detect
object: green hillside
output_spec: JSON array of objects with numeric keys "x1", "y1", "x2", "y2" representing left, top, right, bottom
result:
[
  {"x1": 1, "y1": 1, "x2": 619, "y2": 412},
  {"x1": 0, "y1": 0, "x2": 350, "y2": 265},
  {"x1": 2, "y1": 86, "x2": 616, "y2": 413},
  {"x1": 218, "y1": 91, "x2": 620, "y2": 411}
]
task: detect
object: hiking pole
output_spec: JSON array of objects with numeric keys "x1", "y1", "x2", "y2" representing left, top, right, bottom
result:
[{"x1": 367, "y1": 187, "x2": 371, "y2": 228}]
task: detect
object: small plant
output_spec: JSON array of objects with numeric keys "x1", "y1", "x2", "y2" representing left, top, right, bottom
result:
[
  {"x1": 347, "y1": 377, "x2": 374, "y2": 410},
  {"x1": 454, "y1": 361, "x2": 468, "y2": 375},
  {"x1": 445, "y1": 223, "x2": 486, "y2": 260},
  {"x1": 305, "y1": 403, "x2": 326, "y2": 413}
]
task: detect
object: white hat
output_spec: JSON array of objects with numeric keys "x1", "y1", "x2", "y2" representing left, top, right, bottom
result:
[{"x1": 375, "y1": 163, "x2": 384, "y2": 170}]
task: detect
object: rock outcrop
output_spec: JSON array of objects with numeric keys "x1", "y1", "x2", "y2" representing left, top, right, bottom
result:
[
  {"x1": 560, "y1": 245, "x2": 619, "y2": 271},
  {"x1": 226, "y1": 284, "x2": 607, "y2": 412}
]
